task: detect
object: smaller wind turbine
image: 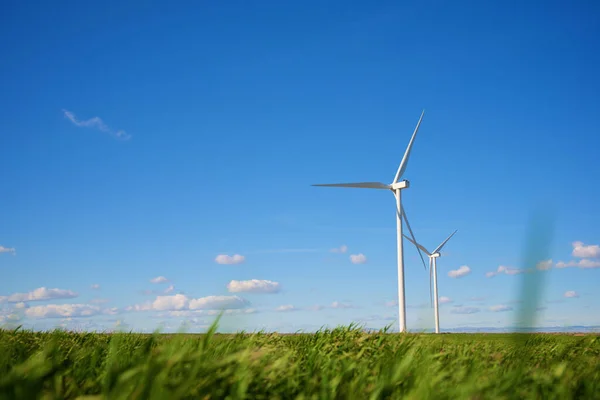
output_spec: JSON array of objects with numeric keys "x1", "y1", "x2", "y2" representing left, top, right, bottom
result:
[{"x1": 403, "y1": 230, "x2": 457, "y2": 334}]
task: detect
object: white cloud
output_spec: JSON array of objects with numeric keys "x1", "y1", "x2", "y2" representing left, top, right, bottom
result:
[
  {"x1": 439, "y1": 296, "x2": 453, "y2": 304},
  {"x1": 150, "y1": 276, "x2": 169, "y2": 284},
  {"x1": 448, "y1": 265, "x2": 471, "y2": 278},
  {"x1": 0, "y1": 246, "x2": 16, "y2": 255},
  {"x1": 572, "y1": 241, "x2": 600, "y2": 258},
  {"x1": 189, "y1": 295, "x2": 249, "y2": 310},
  {"x1": 14, "y1": 302, "x2": 28, "y2": 309},
  {"x1": 0, "y1": 287, "x2": 77, "y2": 303},
  {"x1": 215, "y1": 254, "x2": 245, "y2": 265},
  {"x1": 330, "y1": 301, "x2": 353, "y2": 309},
  {"x1": 450, "y1": 306, "x2": 480, "y2": 314},
  {"x1": 564, "y1": 290, "x2": 579, "y2": 298},
  {"x1": 490, "y1": 305, "x2": 513, "y2": 312},
  {"x1": 132, "y1": 294, "x2": 250, "y2": 313},
  {"x1": 275, "y1": 305, "x2": 297, "y2": 312},
  {"x1": 226, "y1": 279, "x2": 281, "y2": 293},
  {"x1": 90, "y1": 298, "x2": 109, "y2": 304},
  {"x1": 25, "y1": 304, "x2": 101, "y2": 319},
  {"x1": 63, "y1": 109, "x2": 130, "y2": 140},
  {"x1": 485, "y1": 265, "x2": 526, "y2": 278},
  {"x1": 164, "y1": 285, "x2": 175, "y2": 294},
  {"x1": 469, "y1": 296, "x2": 486, "y2": 302},
  {"x1": 330, "y1": 245, "x2": 348, "y2": 253},
  {"x1": 90, "y1": 284, "x2": 100, "y2": 290},
  {"x1": 164, "y1": 308, "x2": 256, "y2": 318},
  {"x1": 0, "y1": 313, "x2": 22, "y2": 324},
  {"x1": 385, "y1": 300, "x2": 398, "y2": 307},
  {"x1": 350, "y1": 253, "x2": 367, "y2": 264},
  {"x1": 536, "y1": 259, "x2": 553, "y2": 271},
  {"x1": 556, "y1": 259, "x2": 600, "y2": 269},
  {"x1": 153, "y1": 294, "x2": 189, "y2": 311}
]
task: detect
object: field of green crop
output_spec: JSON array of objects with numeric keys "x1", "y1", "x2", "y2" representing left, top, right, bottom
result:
[{"x1": 1, "y1": 321, "x2": 599, "y2": 399}]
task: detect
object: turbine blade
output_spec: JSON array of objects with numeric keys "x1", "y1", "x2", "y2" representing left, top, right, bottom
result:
[
  {"x1": 393, "y1": 110, "x2": 425, "y2": 184},
  {"x1": 311, "y1": 182, "x2": 391, "y2": 189},
  {"x1": 399, "y1": 204, "x2": 428, "y2": 271},
  {"x1": 433, "y1": 230, "x2": 458, "y2": 254},
  {"x1": 402, "y1": 233, "x2": 432, "y2": 256}
]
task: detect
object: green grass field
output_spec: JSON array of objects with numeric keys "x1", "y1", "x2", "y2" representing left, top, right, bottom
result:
[{"x1": 1, "y1": 321, "x2": 599, "y2": 399}]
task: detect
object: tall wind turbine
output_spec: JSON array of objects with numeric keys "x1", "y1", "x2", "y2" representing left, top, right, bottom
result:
[
  {"x1": 312, "y1": 111, "x2": 426, "y2": 333},
  {"x1": 403, "y1": 230, "x2": 457, "y2": 334}
]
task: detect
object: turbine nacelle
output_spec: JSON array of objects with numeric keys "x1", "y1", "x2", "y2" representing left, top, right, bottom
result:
[{"x1": 390, "y1": 180, "x2": 409, "y2": 191}]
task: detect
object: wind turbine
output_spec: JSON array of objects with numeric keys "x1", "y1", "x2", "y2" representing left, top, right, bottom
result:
[
  {"x1": 403, "y1": 230, "x2": 458, "y2": 334},
  {"x1": 312, "y1": 111, "x2": 427, "y2": 333}
]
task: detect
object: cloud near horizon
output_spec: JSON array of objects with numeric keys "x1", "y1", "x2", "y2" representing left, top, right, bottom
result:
[
  {"x1": 127, "y1": 294, "x2": 250, "y2": 312},
  {"x1": 450, "y1": 306, "x2": 480, "y2": 314},
  {"x1": 275, "y1": 305, "x2": 297, "y2": 312},
  {"x1": 490, "y1": 305, "x2": 513, "y2": 312},
  {"x1": 0, "y1": 287, "x2": 77, "y2": 303},
  {"x1": 24, "y1": 304, "x2": 117, "y2": 319},
  {"x1": 63, "y1": 109, "x2": 130, "y2": 140}
]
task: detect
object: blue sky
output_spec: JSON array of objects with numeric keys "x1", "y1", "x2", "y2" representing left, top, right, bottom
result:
[{"x1": 1, "y1": 0, "x2": 599, "y2": 333}]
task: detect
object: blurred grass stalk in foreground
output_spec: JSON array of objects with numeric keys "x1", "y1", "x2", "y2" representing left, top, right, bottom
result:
[{"x1": 514, "y1": 208, "x2": 555, "y2": 338}]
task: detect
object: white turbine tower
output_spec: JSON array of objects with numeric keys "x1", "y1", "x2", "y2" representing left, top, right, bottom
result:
[
  {"x1": 403, "y1": 230, "x2": 457, "y2": 334},
  {"x1": 312, "y1": 111, "x2": 427, "y2": 333}
]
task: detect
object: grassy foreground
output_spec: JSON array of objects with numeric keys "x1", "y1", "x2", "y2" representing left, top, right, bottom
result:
[{"x1": 1, "y1": 322, "x2": 599, "y2": 399}]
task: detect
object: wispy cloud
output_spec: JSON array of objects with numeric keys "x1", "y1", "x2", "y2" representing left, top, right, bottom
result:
[
  {"x1": 468, "y1": 296, "x2": 486, "y2": 302},
  {"x1": 450, "y1": 306, "x2": 480, "y2": 314},
  {"x1": 90, "y1": 298, "x2": 110, "y2": 304},
  {"x1": 439, "y1": 296, "x2": 453, "y2": 304},
  {"x1": 142, "y1": 284, "x2": 176, "y2": 296},
  {"x1": 556, "y1": 259, "x2": 600, "y2": 269},
  {"x1": 330, "y1": 301, "x2": 354, "y2": 309},
  {"x1": 0, "y1": 246, "x2": 16, "y2": 255},
  {"x1": 330, "y1": 245, "x2": 348, "y2": 253},
  {"x1": 275, "y1": 305, "x2": 297, "y2": 312},
  {"x1": 227, "y1": 279, "x2": 281, "y2": 293},
  {"x1": 536, "y1": 259, "x2": 553, "y2": 270},
  {"x1": 215, "y1": 254, "x2": 245, "y2": 265},
  {"x1": 253, "y1": 249, "x2": 320, "y2": 254},
  {"x1": 0, "y1": 287, "x2": 77, "y2": 303},
  {"x1": 150, "y1": 276, "x2": 169, "y2": 284},
  {"x1": 25, "y1": 304, "x2": 117, "y2": 319},
  {"x1": 448, "y1": 265, "x2": 471, "y2": 278},
  {"x1": 485, "y1": 265, "x2": 527, "y2": 278},
  {"x1": 349, "y1": 253, "x2": 367, "y2": 264},
  {"x1": 489, "y1": 305, "x2": 513, "y2": 312},
  {"x1": 63, "y1": 109, "x2": 131, "y2": 140},
  {"x1": 564, "y1": 290, "x2": 579, "y2": 298},
  {"x1": 90, "y1": 284, "x2": 100, "y2": 290}
]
